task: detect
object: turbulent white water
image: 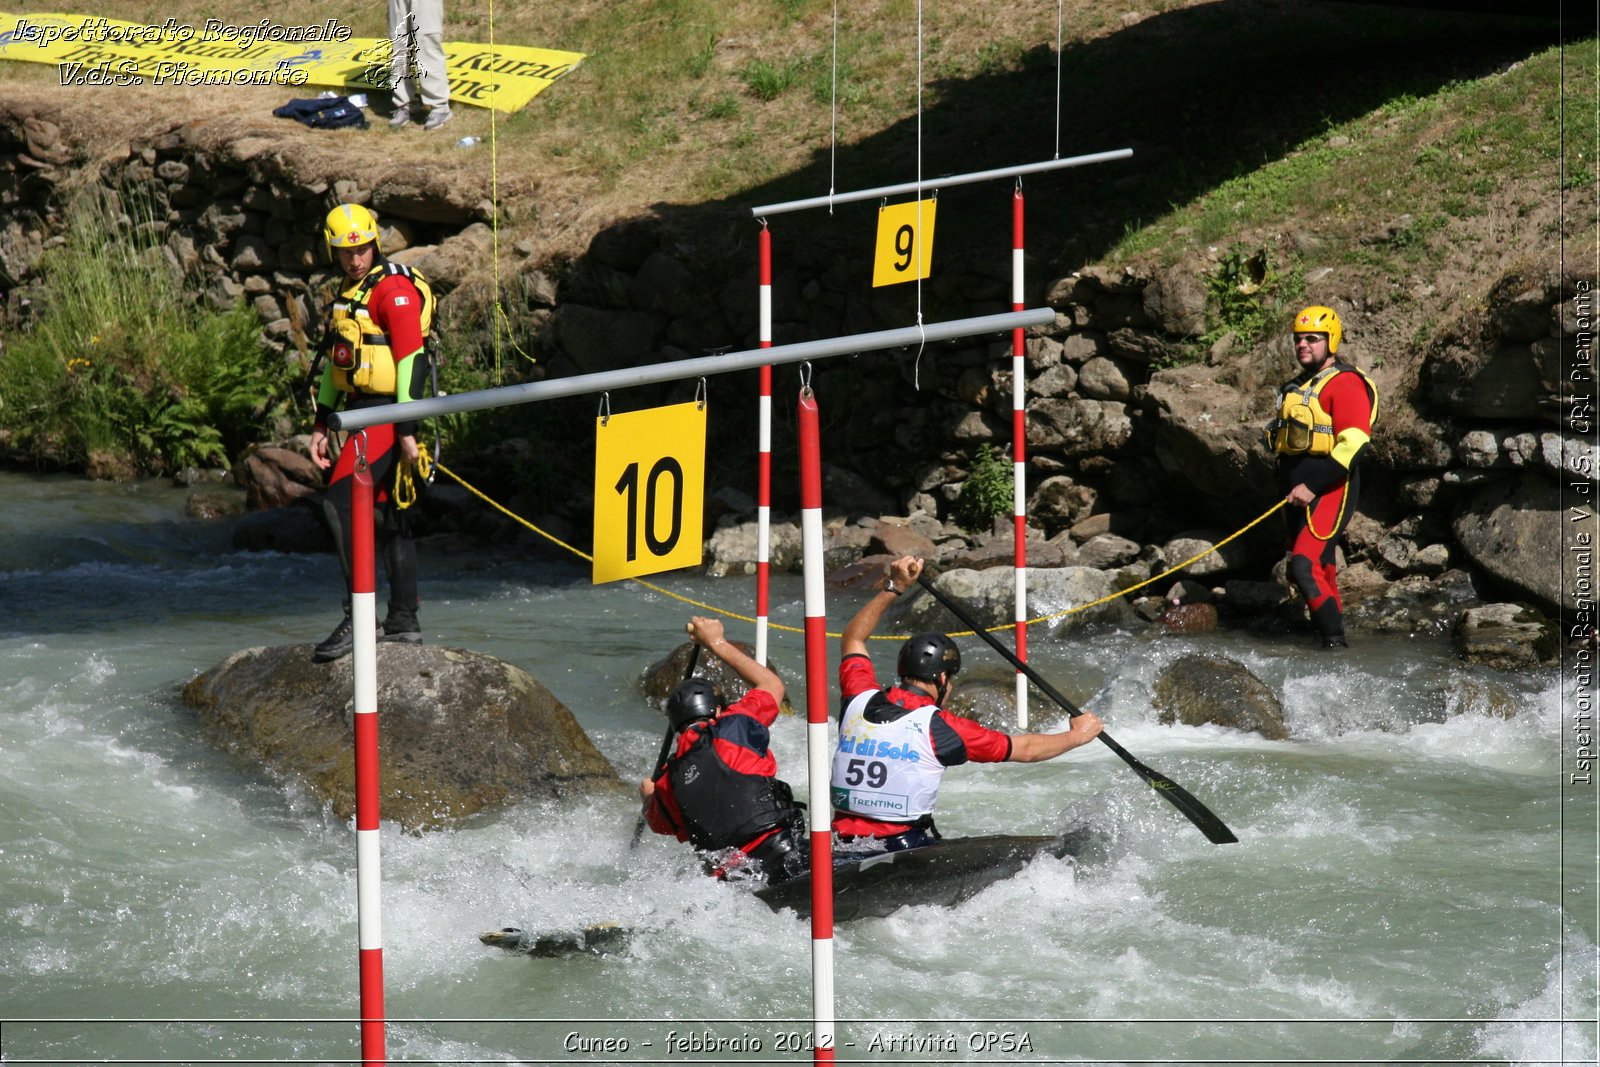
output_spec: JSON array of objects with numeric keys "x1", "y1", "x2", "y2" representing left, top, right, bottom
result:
[{"x1": 0, "y1": 472, "x2": 1593, "y2": 1066}]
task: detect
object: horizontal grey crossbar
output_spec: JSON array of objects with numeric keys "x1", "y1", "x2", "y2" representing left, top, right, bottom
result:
[
  {"x1": 328, "y1": 307, "x2": 1057, "y2": 431},
  {"x1": 749, "y1": 148, "x2": 1133, "y2": 217}
]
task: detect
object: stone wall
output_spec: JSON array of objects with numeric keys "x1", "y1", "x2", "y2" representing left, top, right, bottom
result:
[{"x1": 1, "y1": 112, "x2": 1593, "y2": 623}]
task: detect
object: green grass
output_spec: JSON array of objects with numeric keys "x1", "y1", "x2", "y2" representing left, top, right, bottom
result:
[
  {"x1": 1112, "y1": 41, "x2": 1589, "y2": 265},
  {"x1": 2, "y1": 1, "x2": 1590, "y2": 471},
  {"x1": 1101, "y1": 37, "x2": 1593, "y2": 365}
]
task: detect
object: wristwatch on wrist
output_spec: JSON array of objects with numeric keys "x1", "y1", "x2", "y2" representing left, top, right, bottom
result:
[{"x1": 885, "y1": 580, "x2": 901, "y2": 595}]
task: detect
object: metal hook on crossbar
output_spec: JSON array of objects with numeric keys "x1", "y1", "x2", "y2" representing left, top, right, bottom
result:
[
  {"x1": 353, "y1": 429, "x2": 369, "y2": 471},
  {"x1": 695, "y1": 378, "x2": 707, "y2": 411},
  {"x1": 598, "y1": 392, "x2": 611, "y2": 427},
  {"x1": 798, "y1": 361, "x2": 813, "y2": 397}
]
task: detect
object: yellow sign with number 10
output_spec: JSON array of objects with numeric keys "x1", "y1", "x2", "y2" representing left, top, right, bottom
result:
[
  {"x1": 872, "y1": 197, "x2": 938, "y2": 288},
  {"x1": 593, "y1": 401, "x2": 706, "y2": 584}
]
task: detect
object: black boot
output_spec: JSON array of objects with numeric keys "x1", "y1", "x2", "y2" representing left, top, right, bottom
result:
[
  {"x1": 312, "y1": 609, "x2": 382, "y2": 663},
  {"x1": 380, "y1": 606, "x2": 422, "y2": 644},
  {"x1": 1309, "y1": 601, "x2": 1348, "y2": 649},
  {"x1": 313, "y1": 612, "x2": 355, "y2": 663}
]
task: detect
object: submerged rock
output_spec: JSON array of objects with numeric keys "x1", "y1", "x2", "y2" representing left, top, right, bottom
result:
[
  {"x1": 182, "y1": 643, "x2": 623, "y2": 831},
  {"x1": 638, "y1": 639, "x2": 794, "y2": 716},
  {"x1": 1152, "y1": 653, "x2": 1288, "y2": 740},
  {"x1": 1452, "y1": 602, "x2": 1558, "y2": 670}
]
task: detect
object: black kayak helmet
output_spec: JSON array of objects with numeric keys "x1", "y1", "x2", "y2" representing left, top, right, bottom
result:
[
  {"x1": 897, "y1": 632, "x2": 961, "y2": 683},
  {"x1": 666, "y1": 678, "x2": 722, "y2": 730}
]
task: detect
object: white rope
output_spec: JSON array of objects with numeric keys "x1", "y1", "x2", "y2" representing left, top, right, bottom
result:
[
  {"x1": 914, "y1": 0, "x2": 925, "y2": 377},
  {"x1": 829, "y1": 0, "x2": 838, "y2": 215},
  {"x1": 1055, "y1": 0, "x2": 1064, "y2": 159}
]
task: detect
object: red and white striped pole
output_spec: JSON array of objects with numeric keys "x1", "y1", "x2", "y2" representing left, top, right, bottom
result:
[
  {"x1": 350, "y1": 444, "x2": 385, "y2": 1066},
  {"x1": 756, "y1": 224, "x2": 774, "y2": 666},
  {"x1": 1011, "y1": 183, "x2": 1030, "y2": 729},
  {"x1": 796, "y1": 380, "x2": 836, "y2": 1064}
]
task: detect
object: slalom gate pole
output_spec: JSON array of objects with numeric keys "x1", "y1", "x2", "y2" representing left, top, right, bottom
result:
[
  {"x1": 1010, "y1": 183, "x2": 1030, "y2": 729},
  {"x1": 757, "y1": 224, "x2": 773, "y2": 666},
  {"x1": 797, "y1": 382, "x2": 836, "y2": 1063},
  {"x1": 350, "y1": 451, "x2": 385, "y2": 1065}
]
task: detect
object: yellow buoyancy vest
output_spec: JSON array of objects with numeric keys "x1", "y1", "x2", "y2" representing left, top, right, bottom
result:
[
  {"x1": 1269, "y1": 362, "x2": 1379, "y2": 460},
  {"x1": 326, "y1": 262, "x2": 434, "y2": 396}
]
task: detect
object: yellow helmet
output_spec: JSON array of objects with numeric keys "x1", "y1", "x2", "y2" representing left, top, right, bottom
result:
[
  {"x1": 1293, "y1": 305, "x2": 1342, "y2": 354},
  {"x1": 323, "y1": 203, "x2": 380, "y2": 253}
]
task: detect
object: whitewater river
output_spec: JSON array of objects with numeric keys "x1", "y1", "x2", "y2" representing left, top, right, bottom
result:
[{"x1": 0, "y1": 470, "x2": 1593, "y2": 1066}]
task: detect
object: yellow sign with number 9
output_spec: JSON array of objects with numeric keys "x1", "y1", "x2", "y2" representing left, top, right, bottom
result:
[
  {"x1": 593, "y1": 401, "x2": 706, "y2": 584},
  {"x1": 872, "y1": 197, "x2": 937, "y2": 287}
]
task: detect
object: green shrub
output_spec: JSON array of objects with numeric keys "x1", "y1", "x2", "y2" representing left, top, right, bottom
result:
[
  {"x1": 954, "y1": 443, "x2": 1013, "y2": 531},
  {"x1": 1198, "y1": 244, "x2": 1304, "y2": 353},
  {"x1": 0, "y1": 192, "x2": 293, "y2": 476}
]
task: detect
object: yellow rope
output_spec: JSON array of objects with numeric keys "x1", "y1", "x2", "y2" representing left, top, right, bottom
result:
[
  {"x1": 1022, "y1": 498, "x2": 1288, "y2": 623},
  {"x1": 1305, "y1": 486, "x2": 1347, "y2": 542},
  {"x1": 493, "y1": 303, "x2": 542, "y2": 370},
  {"x1": 393, "y1": 442, "x2": 436, "y2": 510},
  {"x1": 431, "y1": 457, "x2": 1286, "y2": 642}
]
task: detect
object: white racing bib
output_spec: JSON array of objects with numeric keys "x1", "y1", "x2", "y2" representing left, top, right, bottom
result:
[{"x1": 831, "y1": 691, "x2": 944, "y2": 820}]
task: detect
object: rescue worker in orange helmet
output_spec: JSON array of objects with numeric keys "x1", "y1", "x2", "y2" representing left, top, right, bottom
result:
[{"x1": 1266, "y1": 305, "x2": 1379, "y2": 649}]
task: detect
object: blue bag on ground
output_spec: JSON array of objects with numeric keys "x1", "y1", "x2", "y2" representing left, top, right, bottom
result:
[{"x1": 274, "y1": 96, "x2": 369, "y2": 130}]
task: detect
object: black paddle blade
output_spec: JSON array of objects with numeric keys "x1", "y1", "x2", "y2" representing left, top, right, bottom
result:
[
  {"x1": 1142, "y1": 770, "x2": 1238, "y2": 844},
  {"x1": 1093, "y1": 730, "x2": 1238, "y2": 845}
]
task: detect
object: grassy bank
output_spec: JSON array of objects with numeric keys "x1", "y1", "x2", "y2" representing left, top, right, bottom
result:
[{"x1": 0, "y1": 2, "x2": 1588, "y2": 475}]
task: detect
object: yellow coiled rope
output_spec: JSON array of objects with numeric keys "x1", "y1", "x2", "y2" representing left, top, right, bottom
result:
[{"x1": 393, "y1": 441, "x2": 435, "y2": 510}]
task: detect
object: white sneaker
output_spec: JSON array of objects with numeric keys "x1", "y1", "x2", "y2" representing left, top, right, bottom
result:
[
  {"x1": 388, "y1": 109, "x2": 413, "y2": 128},
  {"x1": 423, "y1": 106, "x2": 453, "y2": 131}
]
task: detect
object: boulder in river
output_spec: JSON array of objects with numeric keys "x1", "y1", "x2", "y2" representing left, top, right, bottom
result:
[
  {"x1": 1151, "y1": 653, "x2": 1288, "y2": 740},
  {"x1": 639, "y1": 639, "x2": 795, "y2": 717},
  {"x1": 182, "y1": 642, "x2": 623, "y2": 832}
]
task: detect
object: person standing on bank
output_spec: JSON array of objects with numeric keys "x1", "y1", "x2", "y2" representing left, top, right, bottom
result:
[
  {"x1": 388, "y1": 0, "x2": 451, "y2": 130},
  {"x1": 309, "y1": 203, "x2": 435, "y2": 663},
  {"x1": 1267, "y1": 305, "x2": 1379, "y2": 649},
  {"x1": 832, "y1": 555, "x2": 1104, "y2": 851},
  {"x1": 640, "y1": 616, "x2": 809, "y2": 885}
]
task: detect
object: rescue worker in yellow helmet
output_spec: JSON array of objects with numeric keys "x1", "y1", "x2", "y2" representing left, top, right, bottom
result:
[
  {"x1": 1267, "y1": 305, "x2": 1378, "y2": 649},
  {"x1": 308, "y1": 203, "x2": 435, "y2": 662}
]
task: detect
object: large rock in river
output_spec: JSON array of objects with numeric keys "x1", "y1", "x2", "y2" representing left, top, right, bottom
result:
[
  {"x1": 182, "y1": 643, "x2": 623, "y2": 831},
  {"x1": 1451, "y1": 476, "x2": 1563, "y2": 614},
  {"x1": 638, "y1": 639, "x2": 795, "y2": 716},
  {"x1": 1152, "y1": 653, "x2": 1288, "y2": 740}
]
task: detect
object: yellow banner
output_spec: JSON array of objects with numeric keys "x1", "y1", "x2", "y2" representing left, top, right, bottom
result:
[
  {"x1": 872, "y1": 196, "x2": 938, "y2": 288},
  {"x1": 593, "y1": 402, "x2": 706, "y2": 585},
  {"x1": 0, "y1": 11, "x2": 584, "y2": 112}
]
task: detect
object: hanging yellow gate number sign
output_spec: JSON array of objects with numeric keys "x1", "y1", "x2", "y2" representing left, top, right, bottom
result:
[
  {"x1": 872, "y1": 196, "x2": 937, "y2": 288},
  {"x1": 593, "y1": 400, "x2": 706, "y2": 584}
]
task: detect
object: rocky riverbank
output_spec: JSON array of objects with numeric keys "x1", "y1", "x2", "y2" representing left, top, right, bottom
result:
[{"x1": 1, "y1": 100, "x2": 1588, "y2": 679}]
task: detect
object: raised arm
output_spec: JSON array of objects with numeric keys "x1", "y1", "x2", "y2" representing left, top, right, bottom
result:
[
  {"x1": 842, "y1": 555, "x2": 922, "y2": 659},
  {"x1": 687, "y1": 616, "x2": 782, "y2": 703}
]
